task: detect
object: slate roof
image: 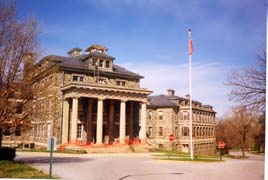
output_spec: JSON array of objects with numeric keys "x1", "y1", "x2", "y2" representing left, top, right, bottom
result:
[
  {"x1": 148, "y1": 94, "x2": 204, "y2": 108},
  {"x1": 148, "y1": 95, "x2": 177, "y2": 107},
  {"x1": 38, "y1": 53, "x2": 143, "y2": 79}
]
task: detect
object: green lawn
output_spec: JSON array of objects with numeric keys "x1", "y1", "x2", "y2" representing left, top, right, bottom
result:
[
  {"x1": 152, "y1": 150, "x2": 222, "y2": 162},
  {"x1": 17, "y1": 148, "x2": 87, "y2": 154},
  {"x1": 0, "y1": 160, "x2": 52, "y2": 179}
]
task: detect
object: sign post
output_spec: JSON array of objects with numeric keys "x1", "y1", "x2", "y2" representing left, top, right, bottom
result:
[
  {"x1": 48, "y1": 137, "x2": 56, "y2": 179},
  {"x1": 168, "y1": 134, "x2": 175, "y2": 159},
  {"x1": 218, "y1": 141, "x2": 225, "y2": 160}
]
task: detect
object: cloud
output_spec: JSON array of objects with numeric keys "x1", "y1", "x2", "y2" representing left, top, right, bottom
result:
[{"x1": 121, "y1": 61, "x2": 234, "y2": 117}]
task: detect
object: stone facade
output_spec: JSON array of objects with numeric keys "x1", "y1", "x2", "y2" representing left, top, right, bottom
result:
[
  {"x1": 2, "y1": 44, "x2": 151, "y2": 149},
  {"x1": 2, "y1": 45, "x2": 216, "y2": 154},
  {"x1": 147, "y1": 90, "x2": 216, "y2": 154}
]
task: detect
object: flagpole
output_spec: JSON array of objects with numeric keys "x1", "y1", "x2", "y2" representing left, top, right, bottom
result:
[{"x1": 188, "y1": 28, "x2": 194, "y2": 160}]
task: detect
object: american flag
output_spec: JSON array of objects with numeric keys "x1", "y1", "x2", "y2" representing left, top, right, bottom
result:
[{"x1": 188, "y1": 38, "x2": 193, "y2": 55}]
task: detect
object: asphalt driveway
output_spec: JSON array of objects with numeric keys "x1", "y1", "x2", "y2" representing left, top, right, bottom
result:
[{"x1": 15, "y1": 152, "x2": 264, "y2": 180}]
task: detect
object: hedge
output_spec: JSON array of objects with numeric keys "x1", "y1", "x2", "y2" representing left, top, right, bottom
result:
[{"x1": 0, "y1": 147, "x2": 16, "y2": 161}]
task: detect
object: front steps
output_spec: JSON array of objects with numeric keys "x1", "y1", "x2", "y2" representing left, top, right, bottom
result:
[{"x1": 62, "y1": 144, "x2": 149, "y2": 153}]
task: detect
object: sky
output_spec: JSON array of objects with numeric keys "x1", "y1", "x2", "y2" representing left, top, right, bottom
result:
[{"x1": 14, "y1": 0, "x2": 266, "y2": 117}]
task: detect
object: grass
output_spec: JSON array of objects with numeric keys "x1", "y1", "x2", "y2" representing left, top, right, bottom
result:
[
  {"x1": 153, "y1": 157, "x2": 223, "y2": 162},
  {"x1": 152, "y1": 150, "x2": 222, "y2": 162},
  {"x1": 0, "y1": 160, "x2": 53, "y2": 178},
  {"x1": 17, "y1": 148, "x2": 87, "y2": 154}
]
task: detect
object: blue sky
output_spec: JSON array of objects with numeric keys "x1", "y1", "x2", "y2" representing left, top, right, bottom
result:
[{"x1": 15, "y1": 0, "x2": 266, "y2": 116}]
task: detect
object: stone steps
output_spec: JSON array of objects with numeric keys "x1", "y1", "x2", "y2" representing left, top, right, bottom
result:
[{"x1": 63, "y1": 144, "x2": 149, "y2": 153}]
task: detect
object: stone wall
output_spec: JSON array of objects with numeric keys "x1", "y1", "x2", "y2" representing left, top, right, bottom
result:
[
  {"x1": 147, "y1": 106, "x2": 216, "y2": 153},
  {"x1": 32, "y1": 69, "x2": 63, "y2": 146}
]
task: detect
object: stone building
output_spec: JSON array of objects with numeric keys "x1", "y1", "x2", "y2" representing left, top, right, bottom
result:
[
  {"x1": 2, "y1": 44, "x2": 151, "y2": 149},
  {"x1": 2, "y1": 45, "x2": 216, "y2": 154},
  {"x1": 147, "y1": 89, "x2": 216, "y2": 154}
]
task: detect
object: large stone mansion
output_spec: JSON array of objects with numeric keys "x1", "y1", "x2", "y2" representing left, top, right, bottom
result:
[{"x1": 2, "y1": 45, "x2": 216, "y2": 153}]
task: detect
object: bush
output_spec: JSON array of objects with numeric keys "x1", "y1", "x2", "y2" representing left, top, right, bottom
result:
[{"x1": 0, "y1": 147, "x2": 16, "y2": 161}]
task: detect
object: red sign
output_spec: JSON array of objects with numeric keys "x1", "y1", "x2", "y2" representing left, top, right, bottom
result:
[
  {"x1": 218, "y1": 142, "x2": 225, "y2": 149},
  {"x1": 169, "y1": 134, "x2": 175, "y2": 141}
]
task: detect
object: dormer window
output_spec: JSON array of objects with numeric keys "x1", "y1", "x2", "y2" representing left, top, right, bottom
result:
[
  {"x1": 99, "y1": 59, "x2": 104, "y2": 67},
  {"x1": 105, "y1": 61, "x2": 110, "y2": 68},
  {"x1": 92, "y1": 58, "x2": 97, "y2": 66}
]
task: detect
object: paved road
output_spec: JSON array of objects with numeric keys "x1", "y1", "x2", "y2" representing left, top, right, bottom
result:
[{"x1": 15, "y1": 152, "x2": 264, "y2": 180}]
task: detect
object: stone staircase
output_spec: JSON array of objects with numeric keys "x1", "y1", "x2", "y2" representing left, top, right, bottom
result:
[{"x1": 62, "y1": 144, "x2": 149, "y2": 153}]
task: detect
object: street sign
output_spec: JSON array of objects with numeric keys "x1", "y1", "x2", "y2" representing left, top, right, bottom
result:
[
  {"x1": 169, "y1": 134, "x2": 175, "y2": 141},
  {"x1": 218, "y1": 141, "x2": 225, "y2": 149}
]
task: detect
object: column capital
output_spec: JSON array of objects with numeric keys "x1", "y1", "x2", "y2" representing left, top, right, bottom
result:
[
  {"x1": 120, "y1": 98, "x2": 127, "y2": 102},
  {"x1": 98, "y1": 97, "x2": 105, "y2": 101},
  {"x1": 141, "y1": 99, "x2": 148, "y2": 103}
]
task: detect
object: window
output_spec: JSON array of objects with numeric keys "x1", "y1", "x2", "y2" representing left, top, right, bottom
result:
[
  {"x1": 116, "y1": 80, "x2": 126, "y2": 86},
  {"x1": 92, "y1": 58, "x2": 97, "y2": 66},
  {"x1": 148, "y1": 127, "x2": 153, "y2": 137},
  {"x1": 3, "y1": 126, "x2": 11, "y2": 136},
  {"x1": 182, "y1": 126, "x2": 189, "y2": 136},
  {"x1": 148, "y1": 111, "x2": 152, "y2": 120},
  {"x1": 73, "y1": 75, "x2": 84, "y2": 82},
  {"x1": 183, "y1": 111, "x2": 189, "y2": 120},
  {"x1": 175, "y1": 127, "x2": 178, "y2": 137},
  {"x1": 105, "y1": 60, "x2": 110, "y2": 68},
  {"x1": 158, "y1": 111, "x2": 163, "y2": 120},
  {"x1": 73, "y1": 75, "x2": 78, "y2": 81},
  {"x1": 99, "y1": 59, "x2": 104, "y2": 67},
  {"x1": 158, "y1": 127, "x2": 163, "y2": 136},
  {"x1": 159, "y1": 144, "x2": 164, "y2": 149},
  {"x1": 77, "y1": 124, "x2": 83, "y2": 139},
  {"x1": 15, "y1": 126, "x2": 21, "y2": 136}
]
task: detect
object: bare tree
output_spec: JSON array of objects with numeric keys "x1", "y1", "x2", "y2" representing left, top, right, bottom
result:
[
  {"x1": 216, "y1": 107, "x2": 261, "y2": 156},
  {"x1": 232, "y1": 106, "x2": 256, "y2": 157},
  {"x1": 0, "y1": 1, "x2": 39, "y2": 146},
  {"x1": 227, "y1": 52, "x2": 266, "y2": 112}
]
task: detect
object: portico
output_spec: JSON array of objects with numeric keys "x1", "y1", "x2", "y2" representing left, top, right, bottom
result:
[{"x1": 61, "y1": 83, "x2": 150, "y2": 146}]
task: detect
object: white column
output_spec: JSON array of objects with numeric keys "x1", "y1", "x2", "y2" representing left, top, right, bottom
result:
[
  {"x1": 71, "y1": 97, "x2": 78, "y2": 141},
  {"x1": 139, "y1": 102, "x2": 147, "y2": 143},
  {"x1": 62, "y1": 99, "x2": 69, "y2": 144},
  {"x1": 119, "y1": 100, "x2": 126, "y2": 144},
  {"x1": 96, "y1": 98, "x2": 104, "y2": 145}
]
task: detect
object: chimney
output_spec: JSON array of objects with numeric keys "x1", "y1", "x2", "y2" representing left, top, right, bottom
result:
[
  {"x1": 167, "y1": 89, "x2": 175, "y2": 96},
  {"x1": 23, "y1": 52, "x2": 35, "y2": 81},
  {"x1": 68, "y1": 47, "x2": 82, "y2": 57}
]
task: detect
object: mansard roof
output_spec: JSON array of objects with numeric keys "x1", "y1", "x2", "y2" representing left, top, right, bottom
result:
[
  {"x1": 38, "y1": 53, "x2": 143, "y2": 79},
  {"x1": 148, "y1": 94, "x2": 215, "y2": 112},
  {"x1": 148, "y1": 95, "x2": 177, "y2": 107}
]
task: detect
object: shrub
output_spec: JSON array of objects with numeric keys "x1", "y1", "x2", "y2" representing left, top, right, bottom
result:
[{"x1": 0, "y1": 147, "x2": 16, "y2": 161}]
